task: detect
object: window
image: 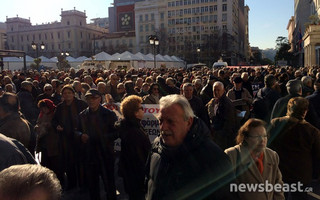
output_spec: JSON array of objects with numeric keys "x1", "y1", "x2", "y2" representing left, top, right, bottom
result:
[
  {"x1": 222, "y1": 25, "x2": 227, "y2": 30},
  {"x1": 51, "y1": 44, "x2": 54, "y2": 50},
  {"x1": 139, "y1": 15, "x2": 143, "y2": 22},
  {"x1": 45, "y1": 34, "x2": 47, "y2": 40},
  {"x1": 11, "y1": 36, "x2": 14, "y2": 42},
  {"x1": 57, "y1": 32, "x2": 60, "y2": 39},
  {"x1": 160, "y1": 12, "x2": 164, "y2": 20},
  {"x1": 21, "y1": 36, "x2": 23, "y2": 42},
  {"x1": 209, "y1": 6, "x2": 213, "y2": 12},
  {"x1": 222, "y1": 4, "x2": 227, "y2": 11},
  {"x1": 80, "y1": 32, "x2": 83, "y2": 38},
  {"x1": 145, "y1": 24, "x2": 149, "y2": 32},
  {"x1": 151, "y1": 24, "x2": 155, "y2": 31},
  {"x1": 27, "y1": 35, "x2": 29, "y2": 41},
  {"x1": 67, "y1": 21, "x2": 70, "y2": 25},
  {"x1": 222, "y1": 13, "x2": 227, "y2": 21},
  {"x1": 214, "y1": 5, "x2": 217, "y2": 11},
  {"x1": 39, "y1": 34, "x2": 41, "y2": 40},
  {"x1": 51, "y1": 33, "x2": 53, "y2": 39},
  {"x1": 68, "y1": 43, "x2": 71, "y2": 49},
  {"x1": 140, "y1": 25, "x2": 143, "y2": 32},
  {"x1": 145, "y1": 14, "x2": 149, "y2": 21},
  {"x1": 151, "y1": 13, "x2": 154, "y2": 20},
  {"x1": 68, "y1": 31, "x2": 71, "y2": 38},
  {"x1": 80, "y1": 21, "x2": 82, "y2": 26}
]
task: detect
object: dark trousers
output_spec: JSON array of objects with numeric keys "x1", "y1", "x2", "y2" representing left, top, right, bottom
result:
[{"x1": 85, "y1": 160, "x2": 116, "y2": 200}]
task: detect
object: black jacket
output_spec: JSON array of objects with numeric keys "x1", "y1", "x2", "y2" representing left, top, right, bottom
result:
[
  {"x1": 115, "y1": 118, "x2": 151, "y2": 197},
  {"x1": 146, "y1": 117, "x2": 238, "y2": 200},
  {"x1": 79, "y1": 105, "x2": 118, "y2": 163}
]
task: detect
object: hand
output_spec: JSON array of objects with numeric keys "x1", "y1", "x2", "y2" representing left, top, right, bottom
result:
[
  {"x1": 81, "y1": 134, "x2": 89, "y2": 143},
  {"x1": 57, "y1": 125, "x2": 63, "y2": 131}
]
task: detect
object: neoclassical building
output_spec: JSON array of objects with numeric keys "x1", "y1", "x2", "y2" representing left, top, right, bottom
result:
[{"x1": 5, "y1": 8, "x2": 107, "y2": 58}]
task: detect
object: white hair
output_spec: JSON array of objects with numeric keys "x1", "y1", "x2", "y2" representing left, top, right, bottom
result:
[{"x1": 159, "y1": 94, "x2": 195, "y2": 120}]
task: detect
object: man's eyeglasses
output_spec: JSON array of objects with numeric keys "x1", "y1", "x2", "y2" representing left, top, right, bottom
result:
[{"x1": 153, "y1": 88, "x2": 159, "y2": 91}]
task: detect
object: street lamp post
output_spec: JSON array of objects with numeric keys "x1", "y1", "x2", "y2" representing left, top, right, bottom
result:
[
  {"x1": 149, "y1": 35, "x2": 159, "y2": 68},
  {"x1": 31, "y1": 41, "x2": 45, "y2": 58},
  {"x1": 59, "y1": 52, "x2": 69, "y2": 71},
  {"x1": 197, "y1": 47, "x2": 201, "y2": 63}
]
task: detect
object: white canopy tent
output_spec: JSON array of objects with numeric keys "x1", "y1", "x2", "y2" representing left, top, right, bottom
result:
[{"x1": 80, "y1": 51, "x2": 185, "y2": 70}]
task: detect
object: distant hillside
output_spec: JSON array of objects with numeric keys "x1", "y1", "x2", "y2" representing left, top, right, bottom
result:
[{"x1": 261, "y1": 48, "x2": 276, "y2": 62}]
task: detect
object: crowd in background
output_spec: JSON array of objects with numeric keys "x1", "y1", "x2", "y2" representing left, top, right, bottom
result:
[{"x1": 0, "y1": 64, "x2": 319, "y2": 199}]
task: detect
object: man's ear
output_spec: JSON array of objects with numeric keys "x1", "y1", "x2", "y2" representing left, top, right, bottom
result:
[{"x1": 187, "y1": 117, "x2": 193, "y2": 130}]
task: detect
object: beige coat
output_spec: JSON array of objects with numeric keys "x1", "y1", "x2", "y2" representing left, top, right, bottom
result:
[{"x1": 225, "y1": 144, "x2": 285, "y2": 200}]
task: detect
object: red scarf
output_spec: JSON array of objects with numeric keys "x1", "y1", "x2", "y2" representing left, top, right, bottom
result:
[{"x1": 251, "y1": 152, "x2": 264, "y2": 175}]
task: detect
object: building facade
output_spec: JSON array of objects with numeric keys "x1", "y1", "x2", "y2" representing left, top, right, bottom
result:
[
  {"x1": 94, "y1": 31, "x2": 136, "y2": 54},
  {"x1": 0, "y1": 22, "x2": 6, "y2": 50},
  {"x1": 133, "y1": 0, "x2": 249, "y2": 65},
  {"x1": 302, "y1": 0, "x2": 320, "y2": 66},
  {"x1": 5, "y1": 8, "x2": 107, "y2": 58},
  {"x1": 134, "y1": 0, "x2": 167, "y2": 54}
]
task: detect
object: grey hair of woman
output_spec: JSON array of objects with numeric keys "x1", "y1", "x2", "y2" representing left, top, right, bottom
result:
[{"x1": 159, "y1": 94, "x2": 195, "y2": 121}]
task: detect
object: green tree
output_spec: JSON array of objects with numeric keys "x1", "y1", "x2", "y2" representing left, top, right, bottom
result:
[
  {"x1": 275, "y1": 37, "x2": 294, "y2": 65},
  {"x1": 32, "y1": 58, "x2": 42, "y2": 70},
  {"x1": 261, "y1": 58, "x2": 274, "y2": 65}
]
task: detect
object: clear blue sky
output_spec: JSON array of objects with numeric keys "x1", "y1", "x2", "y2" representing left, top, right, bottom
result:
[{"x1": 0, "y1": 0, "x2": 293, "y2": 50}]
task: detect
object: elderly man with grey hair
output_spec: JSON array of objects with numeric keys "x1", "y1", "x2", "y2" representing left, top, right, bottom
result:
[
  {"x1": 301, "y1": 75, "x2": 314, "y2": 97},
  {"x1": 207, "y1": 81, "x2": 238, "y2": 150},
  {"x1": 146, "y1": 94, "x2": 238, "y2": 200}
]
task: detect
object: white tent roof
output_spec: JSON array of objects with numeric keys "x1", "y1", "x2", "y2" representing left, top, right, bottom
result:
[
  {"x1": 117, "y1": 51, "x2": 141, "y2": 61},
  {"x1": 86, "y1": 51, "x2": 112, "y2": 61},
  {"x1": 171, "y1": 56, "x2": 182, "y2": 62},
  {"x1": 25, "y1": 55, "x2": 34, "y2": 62},
  {"x1": 146, "y1": 53, "x2": 155, "y2": 60},
  {"x1": 135, "y1": 52, "x2": 153, "y2": 61},
  {"x1": 156, "y1": 54, "x2": 166, "y2": 62},
  {"x1": 39, "y1": 56, "x2": 55, "y2": 63},
  {"x1": 75, "y1": 56, "x2": 88, "y2": 62},
  {"x1": 112, "y1": 53, "x2": 120, "y2": 57},
  {"x1": 50, "y1": 57, "x2": 58, "y2": 62},
  {"x1": 3, "y1": 57, "x2": 22, "y2": 62},
  {"x1": 164, "y1": 55, "x2": 175, "y2": 62},
  {"x1": 66, "y1": 56, "x2": 76, "y2": 62}
]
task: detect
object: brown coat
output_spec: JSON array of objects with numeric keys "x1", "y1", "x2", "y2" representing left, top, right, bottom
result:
[
  {"x1": 225, "y1": 144, "x2": 285, "y2": 200},
  {"x1": 269, "y1": 116, "x2": 320, "y2": 185},
  {"x1": 0, "y1": 113, "x2": 31, "y2": 149}
]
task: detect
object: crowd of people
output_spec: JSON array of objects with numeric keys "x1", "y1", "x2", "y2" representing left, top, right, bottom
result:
[{"x1": 0, "y1": 65, "x2": 319, "y2": 200}]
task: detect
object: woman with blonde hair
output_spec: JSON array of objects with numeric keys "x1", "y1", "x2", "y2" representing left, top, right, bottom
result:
[{"x1": 115, "y1": 95, "x2": 151, "y2": 199}]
